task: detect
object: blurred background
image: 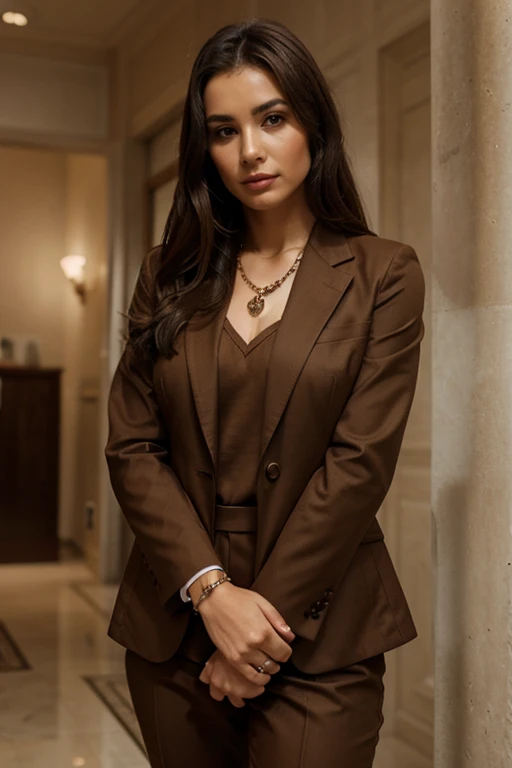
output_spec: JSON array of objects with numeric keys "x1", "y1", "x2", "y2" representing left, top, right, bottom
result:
[{"x1": 0, "y1": 1, "x2": 436, "y2": 766}]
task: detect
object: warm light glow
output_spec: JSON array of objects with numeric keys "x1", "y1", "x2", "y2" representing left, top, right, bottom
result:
[
  {"x1": 60, "y1": 254, "x2": 87, "y2": 302},
  {"x1": 72, "y1": 759, "x2": 86, "y2": 767},
  {"x1": 60, "y1": 255, "x2": 86, "y2": 282},
  {"x1": 2, "y1": 11, "x2": 28, "y2": 25}
]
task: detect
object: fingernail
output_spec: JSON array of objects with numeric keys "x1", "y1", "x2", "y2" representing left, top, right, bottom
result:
[{"x1": 282, "y1": 624, "x2": 291, "y2": 632}]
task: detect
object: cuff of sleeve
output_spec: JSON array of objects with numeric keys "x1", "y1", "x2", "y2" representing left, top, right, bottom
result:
[{"x1": 180, "y1": 565, "x2": 225, "y2": 602}]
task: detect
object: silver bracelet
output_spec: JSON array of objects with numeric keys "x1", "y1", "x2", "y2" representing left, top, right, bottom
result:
[{"x1": 192, "y1": 575, "x2": 232, "y2": 614}]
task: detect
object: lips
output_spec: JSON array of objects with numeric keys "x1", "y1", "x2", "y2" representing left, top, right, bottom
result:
[{"x1": 242, "y1": 174, "x2": 277, "y2": 184}]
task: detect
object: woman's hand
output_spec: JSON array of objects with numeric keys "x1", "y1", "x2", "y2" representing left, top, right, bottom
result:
[
  {"x1": 199, "y1": 648, "x2": 270, "y2": 707},
  {"x1": 195, "y1": 581, "x2": 295, "y2": 685}
]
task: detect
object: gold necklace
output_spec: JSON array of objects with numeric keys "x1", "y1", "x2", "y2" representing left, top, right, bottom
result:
[{"x1": 236, "y1": 247, "x2": 304, "y2": 317}]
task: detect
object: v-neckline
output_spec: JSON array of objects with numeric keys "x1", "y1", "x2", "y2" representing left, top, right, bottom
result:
[{"x1": 224, "y1": 316, "x2": 281, "y2": 355}]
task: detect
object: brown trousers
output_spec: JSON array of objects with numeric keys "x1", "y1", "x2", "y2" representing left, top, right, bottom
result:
[{"x1": 124, "y1": 507, "x2": 386, "y2": 767}]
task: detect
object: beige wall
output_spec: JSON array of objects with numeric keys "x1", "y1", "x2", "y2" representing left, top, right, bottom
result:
[
  {"x1": 0, "y1": 51, "x2": 108, "y2": 150},
  {"x1": 0, "y1": 146, "x2": 67, "y2": 366},
  {"x1": 63, "y1": 154, "x2": 107, "y2": 567},
  {"x1": 0, "y1": 145, "x2": 107, "y2": 558}
]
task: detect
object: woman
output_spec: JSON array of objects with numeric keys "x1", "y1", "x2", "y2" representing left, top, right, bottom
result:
[{"x1": 105, "y1": 17, "x2": 425, "y2": 768}]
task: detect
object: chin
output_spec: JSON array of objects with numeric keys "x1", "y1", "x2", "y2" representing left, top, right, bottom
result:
[
  {"x1": 243, "y1": 197, "x2": 280, "y2": 210},
  {"x1": 241, "y1": 190, "x2": 298, "y2": 211}
]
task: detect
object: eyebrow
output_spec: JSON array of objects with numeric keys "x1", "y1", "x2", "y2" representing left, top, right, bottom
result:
[{"x1": 205, "y1": 98, "x2": 289, "y2": 125}]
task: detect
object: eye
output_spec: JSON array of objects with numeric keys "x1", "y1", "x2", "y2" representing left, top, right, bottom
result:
[
  {"x1": 211, "y1": 113, "x2": 286, "y2": 140},
  {"x1": 264, "y1": 113, "x2": 285, "y2": 127},
  {"x1": 214, "y1": 126, "x2": 236, "y2": 139}
]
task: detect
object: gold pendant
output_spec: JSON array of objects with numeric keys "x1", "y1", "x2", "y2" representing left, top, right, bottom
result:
[{"x1": 247, "y1": 294, "x2": 265, "y2": 316}]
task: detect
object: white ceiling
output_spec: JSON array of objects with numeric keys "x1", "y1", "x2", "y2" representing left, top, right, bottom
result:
[{"x1": 0, "y1": 0, "x2": 153, "y2": 49}]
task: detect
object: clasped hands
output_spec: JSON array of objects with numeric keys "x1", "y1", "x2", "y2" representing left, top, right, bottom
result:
[{"x1": 193, "y1": 580, "x2": 296, "y2": 707}]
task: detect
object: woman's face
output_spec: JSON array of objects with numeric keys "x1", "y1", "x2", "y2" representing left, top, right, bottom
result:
[{"x1": 203, "y1": 66, "x2": 311, "y2": 211}]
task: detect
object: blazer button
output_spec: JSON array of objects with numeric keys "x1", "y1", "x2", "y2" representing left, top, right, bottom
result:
[{"x1": 265, "y1": 462, "x2": 281, "y2": 481}]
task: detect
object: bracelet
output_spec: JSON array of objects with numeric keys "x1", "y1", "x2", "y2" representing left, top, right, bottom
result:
[{"x1": 192, "y1": 575, "x2": 232, "y2": 614}]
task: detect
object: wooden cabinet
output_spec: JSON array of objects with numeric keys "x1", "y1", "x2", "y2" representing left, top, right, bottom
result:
[{"x1": 0, "y1": 366, "x2": 61, "y2": 563}]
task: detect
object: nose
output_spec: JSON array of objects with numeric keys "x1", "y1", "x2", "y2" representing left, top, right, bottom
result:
[{"x1": 240, "y1": 128, "x2": 265, "y2": 164}]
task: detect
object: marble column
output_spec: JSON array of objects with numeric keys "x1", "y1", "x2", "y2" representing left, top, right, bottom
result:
[
  {"x1": 431, "y1": 1, "x2": 512, "y2": 765},
  {"x1": 98, "y1": 139, "x2": 146, "y2": 583}
]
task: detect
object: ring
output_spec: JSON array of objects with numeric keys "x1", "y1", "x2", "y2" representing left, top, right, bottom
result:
[{"x1": 251, "y1": 659, "x2": 272, "y2": 674}]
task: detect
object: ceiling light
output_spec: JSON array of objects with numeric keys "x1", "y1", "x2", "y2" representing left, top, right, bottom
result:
[{"x1": 2, "y1": 11, "x2": 28, "y2": 25}]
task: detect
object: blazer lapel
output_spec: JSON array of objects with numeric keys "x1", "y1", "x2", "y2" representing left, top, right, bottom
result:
[
  {"x1": 184, "y1": 296, "x2": 230, "y2": 472},
  {"x1": 259, "y1": 220, "x2": 355, "y2": 461}
]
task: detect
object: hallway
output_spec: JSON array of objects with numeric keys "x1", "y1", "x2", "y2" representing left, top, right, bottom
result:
[
  {"x1": 0, "y1": 561, "x2": 146, "y2": 767},
  {"x1": 0, "y1": 561, "x2": 430, "y2": 767}
]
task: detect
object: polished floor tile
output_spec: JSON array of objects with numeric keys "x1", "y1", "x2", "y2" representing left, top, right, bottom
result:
[
  {"x1": 375, "y1": 735, "x2": 431, "y2": 768},
  {"x1": 0, "y1": 561, "x2": 147, "y2": 767}
]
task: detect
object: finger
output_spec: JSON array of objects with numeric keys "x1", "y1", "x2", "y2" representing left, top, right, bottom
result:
[
  {"x1": 252, "y1": 656, "x2": 281, "y2": 675},
  {"x1": 228, "y1": 694, "x2": 246, "y2": 708},
  {"x1": 262, "y1": 634, "x2": 294, "y2": 664},
  {"x1": 223, "y1": 654, "x2": 271, "y2": 686},
  {"x1": 257, "y1": 600, "x2": 296, "y2": 642},
  {"x1": 209, "y1": 684, "x2": 225, "y2": 702},
  {"x1": 199, "y1": 670, "x2": 211, "y2": 684},
  {"x1": 223, "y1": 655, "x2": 273, "y2": 685},
  {"x1": 239, "y1": 662, "x2": 272, "y2": 686},
  {"x1": 199, "y1": 662, "x2": 212, "y2": 684}
]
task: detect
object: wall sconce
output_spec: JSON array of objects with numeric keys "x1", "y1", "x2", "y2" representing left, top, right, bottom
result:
[{"x1": 60, "y1": 255, "x2": 87, "y2": 303}]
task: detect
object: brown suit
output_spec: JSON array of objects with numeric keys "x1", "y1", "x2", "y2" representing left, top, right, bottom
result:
[{"x1": 105, "y1": 220, "x2": 425, "y2": 677}]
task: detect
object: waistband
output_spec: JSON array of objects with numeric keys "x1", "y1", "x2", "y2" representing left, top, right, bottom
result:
[
  {"x1": 214, "y1": 504, "x2": 258, "y2": 533},
  {"x1": 213, "y1": 504, "x2": 385, "y2": 542}
]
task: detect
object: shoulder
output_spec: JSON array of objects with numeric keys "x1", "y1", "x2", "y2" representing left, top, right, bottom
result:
[
  {"x1": 345, "y1": 233, "x2": 424, "y2": 293},
  {"x1": 346, "y1": 233, "x2": 421, "y2": 270}
]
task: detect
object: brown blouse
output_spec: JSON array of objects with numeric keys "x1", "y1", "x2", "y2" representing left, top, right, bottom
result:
[{"x1": 216, "y1": 316, "x2": 280, "y2": 506}]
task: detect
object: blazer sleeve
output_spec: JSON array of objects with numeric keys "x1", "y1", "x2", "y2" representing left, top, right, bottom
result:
[
  {"x1": 250, "y1": 243, "x2": 426, "y2": 641},
  {"x1": 104, "y1": 249, "x2": 223, "y2": 610}
]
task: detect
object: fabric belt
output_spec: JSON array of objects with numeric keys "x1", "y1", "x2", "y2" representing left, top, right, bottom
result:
[
  {"x1": 214, "y1": 504, "x2": 258, "y2": 533},
  {"x1": 213, "y1": 504, "x2": 384, "y2": 541}
]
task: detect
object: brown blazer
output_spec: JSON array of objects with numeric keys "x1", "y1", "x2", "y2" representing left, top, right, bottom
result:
[{"x1": 105, "y1": 220, "x2": 425, "y2": 674}]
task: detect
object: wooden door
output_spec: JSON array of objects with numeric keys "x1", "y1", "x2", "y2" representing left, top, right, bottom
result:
[{"x1": 0, "y1": 367, "x2": 61, "y2": 562}]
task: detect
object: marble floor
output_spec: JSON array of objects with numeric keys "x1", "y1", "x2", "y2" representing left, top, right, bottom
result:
[{"x1": 0, "y1": 560, "x2": 431, "y2": 767}]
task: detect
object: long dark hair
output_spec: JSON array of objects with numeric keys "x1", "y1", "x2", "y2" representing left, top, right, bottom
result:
[{"x1": 129, "y1": 18, "x2": 376, "y2": 359}]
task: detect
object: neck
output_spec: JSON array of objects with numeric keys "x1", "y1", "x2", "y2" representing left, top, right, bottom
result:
[{"x1": 241, "y1": 189, "x2": 316, "y2": 258}]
